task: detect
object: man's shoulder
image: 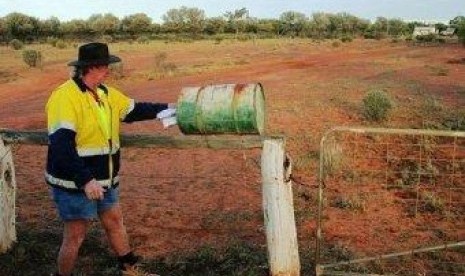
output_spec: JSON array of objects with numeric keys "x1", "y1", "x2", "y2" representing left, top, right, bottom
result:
[
  {"x1": 53, "y1": 79, "x2": 80, "y2": 94},
  {"x1": 48, "y1": 79, "x2": 83, "y2": 105}
]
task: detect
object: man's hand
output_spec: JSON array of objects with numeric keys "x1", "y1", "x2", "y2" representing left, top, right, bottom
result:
[{"x1": 84, "y1": 179, "x2": 105, "y2": 200}]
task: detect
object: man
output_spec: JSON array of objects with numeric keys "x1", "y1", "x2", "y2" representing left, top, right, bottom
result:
[{"x1": 46, "y1": 42, "x2": 172, "y2": 275}]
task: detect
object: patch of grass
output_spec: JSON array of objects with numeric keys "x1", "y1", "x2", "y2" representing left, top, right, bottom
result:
[
  {"x1": 419, "y1": 191, "x2": 444, "y2": 214},
  {"x1": 331, "y1": 194, "x2": 367, "y2": 212},
  {"x1": 427, "y1": 65, "x2": 449, "y2": 76},
  {"x1": 294, "y1": 150, "x2": 319, "y2": 171},
  {"x1": 322, "y1": 137, "x2": 344, "y2": 176},
  {"x1": 0, "y1": 225, "x2": 269, "y2": 275},
  {"x1": 144, "y1": 242, "x2": 268, "y2": 276},
  {"x1": 0, "y1": 223, "x2": 120, "y2": 276},
  {"x1": 0, "y1": 70, "x2": 18, "y2": 84},
  {"x1": 441, "y1": 110, "x2": 465, "y2": 131}
]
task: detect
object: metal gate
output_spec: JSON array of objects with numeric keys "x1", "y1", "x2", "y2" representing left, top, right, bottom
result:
[{"x1": 316, "y1": 127, "x2": 465, "y2": 275}]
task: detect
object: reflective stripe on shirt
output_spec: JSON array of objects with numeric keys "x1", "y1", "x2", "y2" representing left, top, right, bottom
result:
[
  {"x1": 77, "y1": 145, "x2": 120, "y2": 157},
  {"x1": 45, "y1": 172, "x2": 119, "y2": 189}
]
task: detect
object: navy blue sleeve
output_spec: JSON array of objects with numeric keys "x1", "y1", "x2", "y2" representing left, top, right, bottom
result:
[
  {"x1": 123, "y1": 102, "x2": 168, "y2": 123},
  {"x1": 47, "y1": 129, "x2": 93, "y2": 188}
]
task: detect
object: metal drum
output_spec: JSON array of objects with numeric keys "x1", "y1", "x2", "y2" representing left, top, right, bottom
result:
[{"x1": 177, "y1": 83, "x2": 265, "y2": 135}]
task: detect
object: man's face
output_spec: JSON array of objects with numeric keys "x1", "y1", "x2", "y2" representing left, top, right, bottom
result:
[{"x1": 88, "y1": 64, "x2": 110, "y2": 84}]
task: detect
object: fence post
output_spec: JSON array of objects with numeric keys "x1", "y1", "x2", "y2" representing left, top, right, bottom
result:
[
  {"x1": 0, "y1": 138, "x2": 16, "y2": 253},
  {"x1": 262, "y1": 138, "x2": 300, "y2": 275}
]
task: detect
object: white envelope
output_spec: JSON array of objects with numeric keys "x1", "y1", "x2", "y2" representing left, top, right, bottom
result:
[{"x1": 156, "y1": 108, "x2": 176, "y2": 119}]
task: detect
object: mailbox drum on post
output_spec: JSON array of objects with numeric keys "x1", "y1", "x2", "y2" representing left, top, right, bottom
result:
[{"x1": 177, "y1": 83, "x2": 265, "y2": 135}]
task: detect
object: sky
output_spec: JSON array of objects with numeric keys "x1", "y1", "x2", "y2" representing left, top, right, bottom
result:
[{"x1": 0, "y1": 0, "x2": 463, "y2": 23}]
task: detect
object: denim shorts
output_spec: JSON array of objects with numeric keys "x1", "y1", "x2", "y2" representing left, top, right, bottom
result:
[{"x1": 52, "y1": 186, "x2": 119, "y2": 221}]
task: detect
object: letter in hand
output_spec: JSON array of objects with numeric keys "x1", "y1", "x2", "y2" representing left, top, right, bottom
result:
[
  {"x1": 156, "y1": 103, "x2": 177, "y2": 128},
  {"x1": 84, "y1": 179, "x2": 105, "y2": 200}
]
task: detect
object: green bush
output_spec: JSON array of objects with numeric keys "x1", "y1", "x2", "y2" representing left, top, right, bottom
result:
[
  {"x1": 332, "y1": 41, "x2": 341, "y2": 47},
  {"x1": 47, "y1": 37, "x2": 59, "y2": 47},
  {"x1": 101, "y1": 35, "x2": 113, "y2": 43},
  {"x1": 137, "y1": 35, "x2": 150, "y2": 44},
  {"x1": 340, "y1": 36, "x2": 353, "y2": 43},
  {"x1": 416, "y1": 33, "x2": 436, "y2": 42},
  {"x1": 10, "y1": 39, "x2": 24, "y2": 50},
  {"x1": 22, "y1": 49, "x2": 42, "y2": 68},
  {"x1": 362, "y1": 90, "x2": 393, "y2": 121},
  {"x1": 55, "y1": 40, "x2": 67, "y2": 49},
  {"x1": 457, "y1": 20, "x2": 465, "y2": 46}
]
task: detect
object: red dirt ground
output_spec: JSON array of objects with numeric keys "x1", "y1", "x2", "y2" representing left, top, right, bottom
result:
[{"x1": 1, "y1": 39, "x2": 465, "y2": 262}]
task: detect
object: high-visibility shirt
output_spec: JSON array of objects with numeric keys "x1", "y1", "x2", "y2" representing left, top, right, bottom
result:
[{"x1": 45, "y1": 77, "x2": 168, "y2": 191}]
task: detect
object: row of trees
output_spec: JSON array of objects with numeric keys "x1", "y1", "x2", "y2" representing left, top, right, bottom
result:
[{"x1": 1, "y1": 7, "x2": 464, "y2": 42}]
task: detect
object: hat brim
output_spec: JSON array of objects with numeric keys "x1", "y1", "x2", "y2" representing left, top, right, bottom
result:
[{"x1": 67, "y1": 55, "x2": 121, "y2": 66}]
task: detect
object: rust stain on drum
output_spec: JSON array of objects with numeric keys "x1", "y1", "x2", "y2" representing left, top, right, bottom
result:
[{"x1": 234, "y1": 83, "x2": 247, "y2": 95}]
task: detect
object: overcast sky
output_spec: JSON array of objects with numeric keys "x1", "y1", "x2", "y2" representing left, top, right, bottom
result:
[{"x1": 0, "y1": 0, "x2": 463, "y2": 23}]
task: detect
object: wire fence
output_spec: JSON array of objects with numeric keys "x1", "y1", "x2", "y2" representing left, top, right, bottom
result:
[
  {"x1": 1, "y1": 142, "x2": 268, "y2": 274},
  {"x1": 317, "y1": 127, "x2": 465, "y2": 276}
]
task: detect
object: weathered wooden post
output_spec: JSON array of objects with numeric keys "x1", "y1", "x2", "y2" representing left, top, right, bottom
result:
[
  {"x1": 262, "y1": 138, "x2": 300, "y2": 275},
  {"x1": 0, "y1": 137, "x2": 16, "y2": 253}
]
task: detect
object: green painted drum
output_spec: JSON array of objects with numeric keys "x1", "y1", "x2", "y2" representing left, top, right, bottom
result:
[{"x1": 177, "y1": 83, "x2": 266, "y2": 135}]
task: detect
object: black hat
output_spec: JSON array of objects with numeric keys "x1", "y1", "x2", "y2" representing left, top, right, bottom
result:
[{"x1": 68, "y1": 42, "x2": 121, "y2": 66}]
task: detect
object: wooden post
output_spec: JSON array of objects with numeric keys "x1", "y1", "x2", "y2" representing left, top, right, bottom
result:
[
  {"x1": 262, "y1": 138, "x2": 300, "y2": 275},
  {"x1": 0, "y1": 138, "x2": 16, "y2": 253}
]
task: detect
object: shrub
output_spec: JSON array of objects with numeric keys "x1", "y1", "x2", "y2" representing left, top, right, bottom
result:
[
  {"x1": 101, "y1": 35, "x2": 113, "y2": 43},
  {"x1": 10, "y1": 39, "x2": 24, "y2": 50},
  {"x1": 362, "y1": 90, "x2": 393, "y2": 121},
  {"x1": 47, "y1": 37, "x2": 59, "y2": 47},
  {"x1": 457, "y1": 20, "x2": 465, "y2": 46},
  {"x1": 22, "y1": 49, "x2": 42, "y2": 68},
  {"x1": 55, "y1": 40, "x2": 67, "y2": 49},
  {"x1": 416, "y1": 33, "x2": 436, "y2": 42},
  {"x1": 137, "y1": 35, "x2": 150, "y2": 44},
  {"x1": 340, "y1": 36, "x2": 353, "y2": 43},
  {"x1": 331, "y1": 41, "x2": 341, "y2": 47},
  {"x1": 214, "y1": 35, "x2": 224, "y2": 44}
]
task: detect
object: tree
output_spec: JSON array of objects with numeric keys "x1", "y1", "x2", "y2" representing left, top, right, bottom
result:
[
  {"x1": 373, "y1": 17, "x2": 389, "y2": 39},
  {"x1": 121, "y1": 13, "x2": 152, "y2": 36},
  {"x1": 339, "y1": 12, "x2": 354, "y2": 35},
  {"x1": 256, "y1": 19, "x2": 278, "y2": 36},
  {"x1": 0, "y1": 18, "x2": 6, "y2": 42},
  {"x1": 457, "y1": 20, "x2": 465, "y2": 45},
  {"x1": 279, "y1": 11, "x2": 308, "y2": 37},
  {"x1": 450, "y1": 16, "x2": 465, "y2": 45},
  {"x1": 3, "y1": 12, "x2": 40, "y2": 41},
  {"x1": 184, "y1": 7, "x2": 206, "y2": 36},
  {"x1": 88, "y1": 13, "x2": 120, "y2": 35},
  {"x1": 311, "y1": 12, "x2": 331, "y2": 38},
  {"x1": 224, "y1": 7, "x2": 249, "y2": 37},
  {"x1": 449, "y1": 16, "x2": 465, "y2": 28},
  {"x1": 60, "y1": 19, "x2": 92, "y2": 39},
  {"x1": 204, "y1": 17, "x2": 227, "y2": 35},
  {"x1": 162, "y1": 6, "x2": 206, "y2": 35},
  {"x1": 387, "y1": 18, "x2": 408, "y2": 36},
  {"x1": 327, "y1": 13, "x2": 344, "y2": 37},
  {"x1": 39, "y1": 16, "x2": 61, "y2": 38}
]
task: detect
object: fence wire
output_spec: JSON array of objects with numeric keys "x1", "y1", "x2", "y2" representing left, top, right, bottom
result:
[
  {"x1": 317, "y1": 127, "x2": 465, "y2": 276},
  {"x1": 4, "y1": 143, "x2": 266, "y2": 273}
]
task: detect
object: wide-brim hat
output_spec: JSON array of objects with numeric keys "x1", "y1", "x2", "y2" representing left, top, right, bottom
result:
[{"x1": 68, "y1": 42, "x2": 121, "y2": 66}]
